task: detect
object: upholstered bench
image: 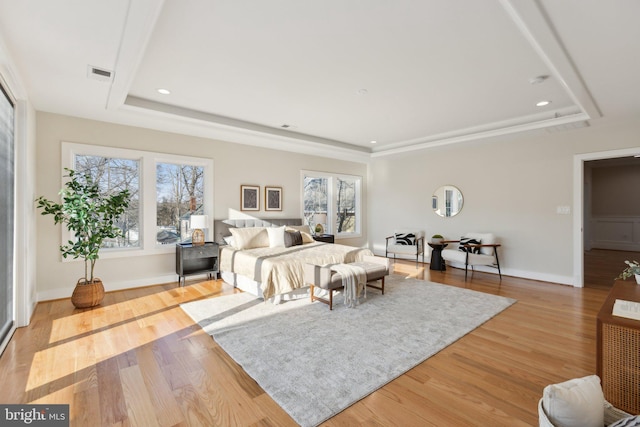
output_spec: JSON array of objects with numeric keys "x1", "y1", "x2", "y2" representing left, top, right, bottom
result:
[{"x1": 303, "y1": 255, "x2": 390, "y2": 310}]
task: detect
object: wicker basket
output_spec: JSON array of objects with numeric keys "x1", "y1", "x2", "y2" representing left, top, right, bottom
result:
[{"x1": 71, "y1": 278, "x2": 105, "y2": 308}]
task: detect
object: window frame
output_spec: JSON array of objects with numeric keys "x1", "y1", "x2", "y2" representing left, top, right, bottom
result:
[
  {"x1": 62, "y1": 142, "x2": 214, "y2": 259},
  {"x1": 300, "y1": 170, "x2": 362, "y2": 239}
]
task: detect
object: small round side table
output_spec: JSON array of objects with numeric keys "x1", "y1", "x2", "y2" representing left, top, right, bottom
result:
[{"x1": 428, "y1": 242, "x2": 448, "y2": 271}]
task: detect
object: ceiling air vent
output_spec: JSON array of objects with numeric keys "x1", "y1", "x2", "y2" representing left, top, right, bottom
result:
[{"x1": 87, "y1": 65, "x2": 114, "y2": 82}]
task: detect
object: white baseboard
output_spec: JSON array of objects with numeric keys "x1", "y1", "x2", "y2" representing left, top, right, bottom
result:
[
  {"x1": 373, "y1": 250, "x2": 575, "y2": 287},
  {"x1": 37, "y1": 273, "x2": 182, "y2": 302}
]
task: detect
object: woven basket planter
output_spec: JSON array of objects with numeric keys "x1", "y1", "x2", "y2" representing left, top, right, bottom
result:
[{"x1": 71, "y1": 278, "x2": 105, "y2": 308}]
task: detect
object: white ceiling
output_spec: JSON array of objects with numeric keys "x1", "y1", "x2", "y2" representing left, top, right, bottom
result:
[{"x1": 0, "y1": 0, "x2": 638, "y2": 160}]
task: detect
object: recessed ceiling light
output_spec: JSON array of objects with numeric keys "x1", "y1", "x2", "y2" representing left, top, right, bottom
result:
[
  {"x1": 536, "y1": 100, "x2": 551, "y2": 107},
  {"x1": 370, "y1": 140, "x2": 377, "y2": 144},
  {"x1": 157, "y1": 88, "x2": 171, "y2": 95}
]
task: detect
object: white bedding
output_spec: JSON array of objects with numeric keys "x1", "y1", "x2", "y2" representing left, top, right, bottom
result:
[{"x1": 219, "y1": 241, "x2": 374, "y2": 300}]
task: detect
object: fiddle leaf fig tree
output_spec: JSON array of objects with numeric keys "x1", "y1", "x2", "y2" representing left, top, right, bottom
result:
[{"x1": 36, "y1": 168, "x2": 131, "y2": 284}]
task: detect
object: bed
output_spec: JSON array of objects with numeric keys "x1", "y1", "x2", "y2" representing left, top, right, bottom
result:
[{"x1": 214, "y1": 218, "x2": 374, "y2": 303}]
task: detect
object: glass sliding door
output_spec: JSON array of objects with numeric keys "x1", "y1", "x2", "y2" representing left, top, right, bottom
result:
[{"x1": 0, "y1": 83, "x2": 14, "y2": 346}]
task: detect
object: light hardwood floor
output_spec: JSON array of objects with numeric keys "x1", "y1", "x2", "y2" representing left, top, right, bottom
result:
[{"x1": 0, "y1": 252, "x2": 633, "y2": 426}]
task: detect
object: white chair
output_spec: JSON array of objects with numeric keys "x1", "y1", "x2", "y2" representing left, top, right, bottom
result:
[
  {"x1": 385, "y1": 230, "x2": 425, "y2": 266},
  {"x1": 441, "y1": 232, "x2": 501, "y2": 280},
  {"x1": 538, "y1": 375, "x2": 632, "y2": 427},
  {"x1": 539, "y1": 398, "x2": 631, "y2": 427}
]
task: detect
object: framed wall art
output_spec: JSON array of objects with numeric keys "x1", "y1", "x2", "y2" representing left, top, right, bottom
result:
[
  {"x1": 241, "y1": 185, "x2": 260, "y2": 211},
  {"x1": 265, "y1": 186, "x2": 282, "y2": 211}
]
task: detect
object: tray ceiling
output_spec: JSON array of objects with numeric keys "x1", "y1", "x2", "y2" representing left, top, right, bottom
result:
[{"x1": 0, "y1": 0, "x2": 638, "y2": 160}]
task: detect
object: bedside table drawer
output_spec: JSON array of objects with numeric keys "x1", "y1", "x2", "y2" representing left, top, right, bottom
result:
[{"x1": 182, "y1": 245, "x2": 216, "y2": 259}]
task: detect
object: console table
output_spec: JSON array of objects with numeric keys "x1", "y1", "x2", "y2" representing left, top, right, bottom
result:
[
  {"x1": 176, "y1": 242, "x2": 219, "y2": 286},
  {"x1": 597, "y1": 281, "x2": 640, "y2": 414}
]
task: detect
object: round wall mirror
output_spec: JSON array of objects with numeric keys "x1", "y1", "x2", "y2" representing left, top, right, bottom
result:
[{"x1": 432, "y1": 185, "x2": 463, "y2": 217}]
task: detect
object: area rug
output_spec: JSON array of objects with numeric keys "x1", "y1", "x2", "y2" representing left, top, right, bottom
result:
[{"x1": 180, "y1": 276, "x2": 516, "y2": 427}]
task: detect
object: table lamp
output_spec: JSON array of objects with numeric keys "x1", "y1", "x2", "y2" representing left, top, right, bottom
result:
[
  {"x1": 190, "y1": 215, "x2": 208, "y2": 246},
  {"x1": 313, "y1": 213, "x2": 327, "y2": 235}
]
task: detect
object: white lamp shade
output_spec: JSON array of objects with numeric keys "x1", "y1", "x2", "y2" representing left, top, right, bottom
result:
[
  {"x1": 313, "y1": 213, "x2": 327, "y2": 224},
  {"x1": 190, "y1": 215, "x2": 208, "y2": 229}
]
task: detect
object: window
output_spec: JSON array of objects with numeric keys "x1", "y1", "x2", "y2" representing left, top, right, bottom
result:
[
  {"x1": 75, "y1": 155, "x2": 140, "y2": 248},
  {"x1": 0, "y1": 82, "x2": 14, "y2": 346},
  {"x1": 156, "y1": 163, "x2": 205, "y2": 245},
  {"x1": 336, "y1": 176, "x2": 358, "y2": 234},
  {"x1": 302, "y1": 171, "x2": 361, "y2": 238},
  {"x1": 63, "y1": 142, "x2": 213, "y2": 257}
]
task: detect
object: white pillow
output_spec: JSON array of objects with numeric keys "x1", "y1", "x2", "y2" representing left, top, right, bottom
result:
[
  {"x1": 222, "y1": 235, "x2": 235, "y2": 247},
  {"x1": 543, "y1": 375, "x2": 604, "y2": 427},
  {"x1": 229, "y1": 227, "x2": 269, "y2": 250},
  {"x1": 267, "y1": 226, "x2": 286, "y2": 248}
]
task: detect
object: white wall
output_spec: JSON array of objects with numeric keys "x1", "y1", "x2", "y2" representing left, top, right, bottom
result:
[
  {"x1": 35, "y1": 112, "x2": 367, "y2": 300},
  {"x1": 0, "y1": 38, "x2": 38, "y2": 332},
  {"x1": 32, "y1": 110, "x2": 640, "y2": 299},
  {"x1": 368, "y1": 118, "x2": 640, "y2": 285},
  {"x1": 15, "y1": 100, "x2": 37, "y2": 324}
]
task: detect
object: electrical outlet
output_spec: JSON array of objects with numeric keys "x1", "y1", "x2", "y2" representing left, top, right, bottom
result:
[{"x1": 556, "y1": 206, "x2": 571, "y2": 215}]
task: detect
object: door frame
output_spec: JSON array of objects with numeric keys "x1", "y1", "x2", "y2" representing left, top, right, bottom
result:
[{"x1": 573, "y1": 147, "x2": 640, "y2": 287}]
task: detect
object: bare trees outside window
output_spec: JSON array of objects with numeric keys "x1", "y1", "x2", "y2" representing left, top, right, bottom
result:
[
  {"x1": 75, "y1": 155, "x2": 140, "y2": 248},
  {"x1": 303, "y1": 176, "x2": 328, "y2": 227},
  {"x1": 65, "y1": 142, "x2": 213, "y2": 256},
  {"x1": 336, "y1": 177, "x2": 356, "y2": 233},
  {"x1": 302, "y1": 172, "x2": 361, "y2": 237},
  {"x1": 156, "y1": 163, "x2": 204, "y2": 244}
]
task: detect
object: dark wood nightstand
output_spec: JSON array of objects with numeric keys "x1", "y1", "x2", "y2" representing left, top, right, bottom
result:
[
  {"x1": 313, "y1": 234, "x2": 335, "y2": 243},
  {"x1": 176, "y1": 242, "x2": 219, "y2": 286}
]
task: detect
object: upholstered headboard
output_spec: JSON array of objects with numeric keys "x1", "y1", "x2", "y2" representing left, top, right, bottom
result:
[{"x1": 213, "y1": 218, "x2": 303, "y2": 244}]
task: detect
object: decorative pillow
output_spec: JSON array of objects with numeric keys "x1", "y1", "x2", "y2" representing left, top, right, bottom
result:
[
  {"x1": 286, "y1": 224, "x2": 312, "y2": 234},
  {"x1": 395, "y1": 232, "x2": 416, "y2": 245},
  {"x1": 284, "y1": 230, "x2": 303, "y2": 247},
  {"x1": 609, "y1": 416, "x2": 640, "y2": 427},
  {"x1": 267, "y1": 226, "x2": 286, "y2": 248},
  {"x1": 229, "y1": 227, "x2": 269, "y2": 250},
  {"x1": 542, "y1": 375, "x2": 604, "y2": 427},
  {"x1": 459, "y1": 237, "x2": 481, "y2": 254},
  {"x1": 286, "y1": 225, "x2": 314, "y2": 244},
  {"x1": 222, "y1": 235, "x2": 235, "y2": 247}
]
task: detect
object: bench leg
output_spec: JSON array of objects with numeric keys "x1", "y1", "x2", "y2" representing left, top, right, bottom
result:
[
  {"x1": 310, "y1": 284, "x2": 335, "y2": 310},
  {"x1": 365, "y1": 276, "x2": 386, "y2": 295}
]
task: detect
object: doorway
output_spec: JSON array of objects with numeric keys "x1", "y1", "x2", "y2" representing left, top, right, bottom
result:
[{"x1": 579, "y1": 153, "x2": 640, "y2": 289}]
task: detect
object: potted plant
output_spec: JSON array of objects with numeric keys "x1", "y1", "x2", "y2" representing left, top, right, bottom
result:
[
  {"x1": 431, "y1": 234, "x2": 444, "y2": 244},
  {"x1": 36, "y1": 168, "x2": 131, "y2": 308},
  {"x1": 617, "y1": 260, "x2": 640, "y2": 284}
]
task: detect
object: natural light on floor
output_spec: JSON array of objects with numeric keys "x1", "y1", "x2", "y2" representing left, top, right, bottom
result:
[{"x1": 26, "y1": 287, "x2": 207, "y2": 395}]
